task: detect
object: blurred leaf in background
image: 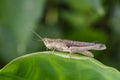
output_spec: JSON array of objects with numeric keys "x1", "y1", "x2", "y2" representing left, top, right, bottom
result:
[
  {"x1": 0, "y1": 0, "x2": 45, "y2": 63},
  {"x1": 0, "y1": 0, "x2": 120, "y2": 72},
  {"x1": 106, "y1": 2, "x2": 120, "y2": 70}
]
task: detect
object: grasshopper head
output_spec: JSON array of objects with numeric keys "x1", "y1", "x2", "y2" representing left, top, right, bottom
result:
[{"x1": 43, "y1": 38, "x2": 55, "y2": 49}]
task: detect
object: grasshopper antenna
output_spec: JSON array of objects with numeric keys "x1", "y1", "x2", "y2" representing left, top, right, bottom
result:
[{"x1": 32, "y1": 31, "x2": 43, "y2": 41}]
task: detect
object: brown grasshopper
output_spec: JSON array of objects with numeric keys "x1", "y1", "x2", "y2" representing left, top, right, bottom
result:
[{"x1": 33, "y1": 31, "x2": 106, "y2": 57}]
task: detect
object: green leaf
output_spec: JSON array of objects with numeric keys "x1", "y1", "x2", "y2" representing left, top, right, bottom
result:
[
  {"x1": 0, "y1": 51, "x2": 120, "y2": 80},
  {"x1": 0, "y1": 0, "x2": 45, "y2": 62},
  {"x1": 109, "y1": 4, "x2": 120, "y2": 34},
  {"x1": 60, "y1": 0, "x2": 104, "y2": 28}
]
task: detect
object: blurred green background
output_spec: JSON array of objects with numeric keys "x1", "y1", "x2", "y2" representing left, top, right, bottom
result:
[{"x1": 0, "y1": 0, "x2": 120, "y2": 71}]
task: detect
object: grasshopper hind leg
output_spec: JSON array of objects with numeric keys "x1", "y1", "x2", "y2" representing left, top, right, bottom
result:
[
  {"x1": 80, "y1": 51, "x2": 94, "y2": 57},
  {"x1": 68, "y1": 51, "x2": 94, "y2": 58}
]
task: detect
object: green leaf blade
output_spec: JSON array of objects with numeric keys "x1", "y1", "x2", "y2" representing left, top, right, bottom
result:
[{"x1": 0, "y1": 51, "x2": 120, "y2": 80}]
